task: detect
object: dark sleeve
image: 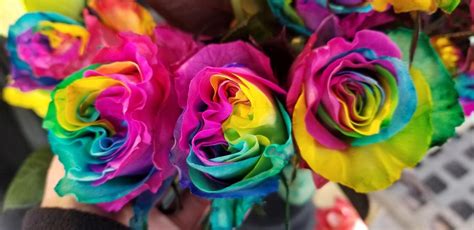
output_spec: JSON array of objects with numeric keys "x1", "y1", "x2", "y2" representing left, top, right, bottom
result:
[{"x1": 22, "y1": 208, "x2": 129, "y2": 230}]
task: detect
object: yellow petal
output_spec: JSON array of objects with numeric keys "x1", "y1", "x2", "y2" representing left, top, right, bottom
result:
[
  {"x1": 54, "y1": 76, "x2": 119, "y2": 132},
  {"x1": 372, "y1": 0, "x2": 437, "y2": 13},
  {"x1": 23, "y1": 0, "x2": 85, "y2": 21},
  {"x1": 2, "y1": 86, "x2": 51, "y2": 117},
  {"x1": 38, "y1": 21, "x2": 90, "y2": 54}
]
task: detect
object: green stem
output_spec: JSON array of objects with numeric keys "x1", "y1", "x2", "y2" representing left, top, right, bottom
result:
[
  {"x1": 280, "y1": 173, "x2": 291, "y2": 230},
  {"x1": 290, "y1": 157, "x2": 300, "y2": 183},
  {"x1": 409, "y1": 12, "x2": 422, "y2": 67},
  {"x1": 171, "y1": 180, "x2": 182, "y2": 211}
]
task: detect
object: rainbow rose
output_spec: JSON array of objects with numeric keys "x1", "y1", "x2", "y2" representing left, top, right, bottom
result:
[
  {"x1": 88, "y1": 0, "x2": 156, "y2": 35},
  {"x1": 42, "y1": 33, "x2": 179, "y2": 211},
  {"x1": 268, "y1": 0, "x2": 393, "y2": 36},
  {"x1": 287, "y1": 30, "x2": 463, "y2": 192},
  {"x1": 2, "y1": 87, "x2": 51, "y2": 117},
  {"x1": 372, "y1": 0, "x2": 461, "y2": 13},
  {"x1": 6, "y1": 12, "x2": 95, "y2": 91},
  {"x1": 431, "y1": 37, "x2": 461, "y2": 74},
  {"x1": 174, "y1": 42, "x2": 294, "y2": 198}
]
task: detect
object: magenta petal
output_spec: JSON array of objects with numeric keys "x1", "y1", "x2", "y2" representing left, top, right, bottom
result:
[
  {"x1": 93, "y1": 33, "x2": 159, "y2": 82},
  {"x1": 296, "y1": 0, "x2": 331, "y2": 31},
  {"x1": 97, "y1": 172, "x2": 164, "y2": 212},
  {"x1": 44, "y1": 29, "x2": 183, "y2": 211},
  {"x1": 461, "y1": 99, "x2": 474, "y2": 116},
  {"x1": 175, "y1": 41, "x2": 277, "y2": 106},
  {"x1": 153, "y1": 25, "x2": 202, "y2": 71},
  {"x1": 340, "y1": 11, "x2": 395, "y2": 38},
  {"x1": 83, "y1": 9, "x2": 121, "y2": 51},
  {"x1": 153, "y1": 89, "x2": 182, "y2": 179},
  {"x1": 327, "y1": 30, "x2": 402, "y2": 58}
]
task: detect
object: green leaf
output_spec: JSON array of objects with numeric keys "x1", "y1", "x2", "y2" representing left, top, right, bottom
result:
[
  {"x1": 2, "y1": 147, "x2": 53, "y2": 211},
  {"x1": 388, "y1": 28, "x2": 464, "y2": 146},
  {"x1": 438, "y1": 0, "x2": 461, "y2": 13}
]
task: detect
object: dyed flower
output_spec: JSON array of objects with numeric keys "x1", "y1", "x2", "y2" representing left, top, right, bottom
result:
[
  {"x1": 337, "y1": 11, "x2": 394, "y2": 38},
  {"x1": 2, "y1": 86, "x2": 51, "y2": 117},
  {"x1": 88, "y1": 0, "x2": 156, "y2": 35},
  {"x1": 7, "y1": 12, "x2": 94, "y2": 91},
  {"x1": 371, "y1": 0, "x2": 461, "y2": 13},
  {"x1": 42, "y1": 33, "x2": 179, "y2": 211},
  {"x1": 431, "y1": 37, "x2": 461, "y2": 74},
  {"x1": 174, "y1": 42, "x2": 294, "y2": 198},
  {"x1": 455, "y1": 72, "x2": 474, "y2": 115},
  {"x1": 268, "y1": 0, "x2": 393, "y2": 36},
  {"x1": 287, "y1": 30, "x2": 463, "y2": 192}
]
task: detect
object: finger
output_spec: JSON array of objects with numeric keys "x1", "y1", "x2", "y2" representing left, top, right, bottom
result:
[
  {"x1": 168, "y1": 191, "x2": 210, "y2": 230},
  {"x1": 42, "y1": 156, "x2": 64, "y2": 201},
  {"x1": 40, "y1": 157, "x2": 113, "y2": 221},
  {"x1": 41, "y1": 156, "x2": 67, "y2": 207}
]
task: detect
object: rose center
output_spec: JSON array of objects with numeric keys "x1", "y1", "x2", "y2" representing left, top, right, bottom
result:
[{"x1": 320, "y1": 70, "x2": 388, "y2": 136}]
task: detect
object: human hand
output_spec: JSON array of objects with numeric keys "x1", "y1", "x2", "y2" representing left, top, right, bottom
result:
[{"x1": 41, "y1": 156, "x2": 210, "y2": 229}]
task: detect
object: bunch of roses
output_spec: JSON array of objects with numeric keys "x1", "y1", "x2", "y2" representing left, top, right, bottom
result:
[
  {"x1": 3, "y1": 0, "x2": 469, "y2": 230},
  {"x1": 2, "y1": 0, "x2": 155, "y2": 117},
  {"x1": 268, "y1": 0, "x2": 462, "y2": 37}
]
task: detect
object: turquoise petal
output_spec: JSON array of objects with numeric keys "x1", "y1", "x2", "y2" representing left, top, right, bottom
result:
[
  {"x1": 210, "y1": 196, "x2": 262, "y2": 230},
  {"x1": 187, "y1": 152, "x2": 260, "y2": 180},
  {"x1": 188, "y1": 101, "x2": 294, "y2": 198},
  {"x1": 55, "y1": 168, "x2": 157, "y2": 204},
  {"x1": 353, "y1": 57, "x2": 417, "y2": 146},
  {"x1": 455, "y1": 73, "x2": 474, "y2": 100},
  {"x1": 267, "y1": 0, "x2": 312, "y2": 36}
]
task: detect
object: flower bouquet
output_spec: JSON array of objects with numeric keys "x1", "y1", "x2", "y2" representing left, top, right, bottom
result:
[{"x1": 2, "y1": 0, "x2": 472, "y2": 229}]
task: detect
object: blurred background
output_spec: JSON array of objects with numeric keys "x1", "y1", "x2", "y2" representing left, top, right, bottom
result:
[
  {"x1": 1, "y1": 2, "x2": 49, "y2": 229},
  {"x1": 0, "y1": 1, "x2": 473, "y2": 229}
]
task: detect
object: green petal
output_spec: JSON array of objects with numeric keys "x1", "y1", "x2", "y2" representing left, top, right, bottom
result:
[
  {"x1": 210, "y1": 197, "x2": 262, "y2": 229},
  {"x1": 437, "y1": 0, "x2": 461, "y2": 13},
  {"x1": 388, "y1": 28, "x2": 464, "y2": 146}
]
